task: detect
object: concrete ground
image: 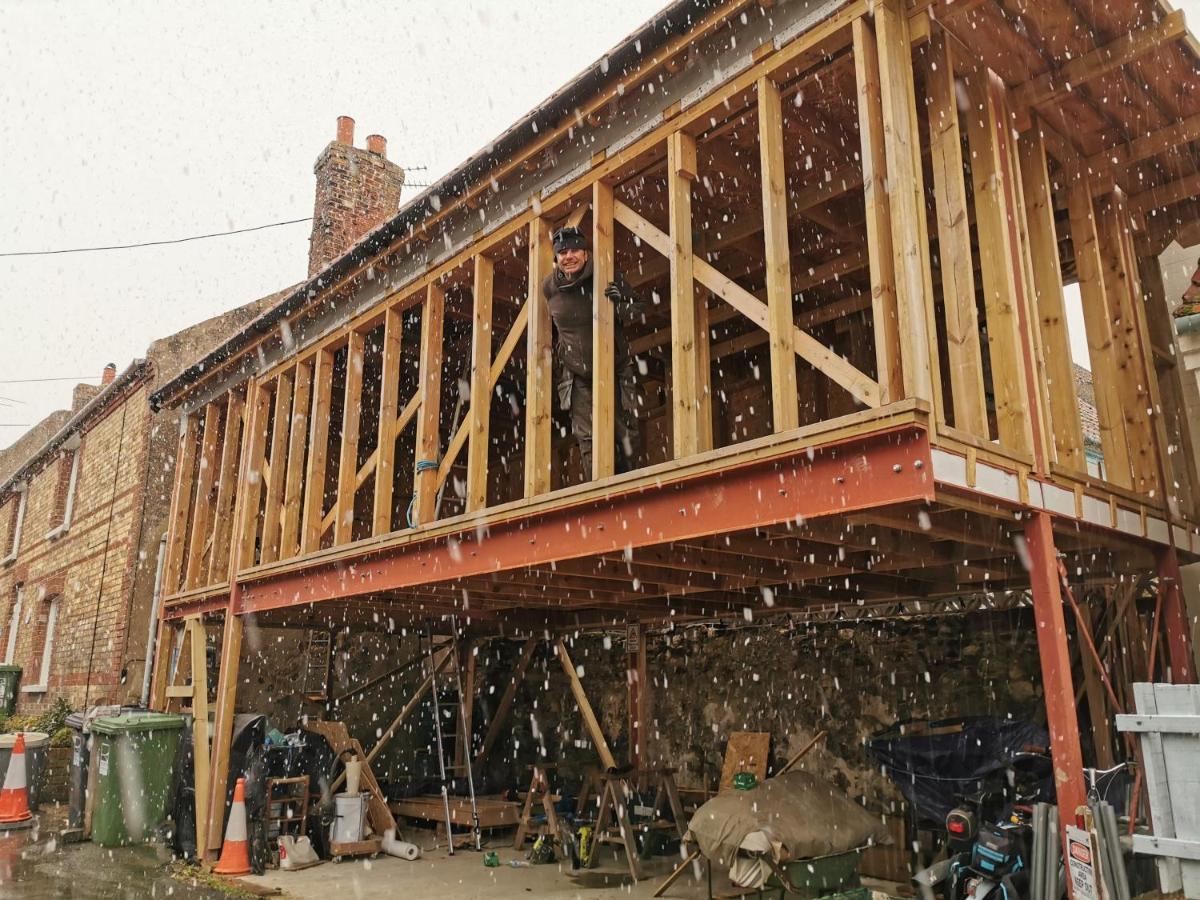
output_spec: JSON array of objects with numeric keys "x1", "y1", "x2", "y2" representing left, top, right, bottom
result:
[{"x1": 242, "y1": 841, "x2": 705, "y2": 899}]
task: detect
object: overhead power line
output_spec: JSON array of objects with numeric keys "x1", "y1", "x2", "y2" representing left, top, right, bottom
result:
[
  {"x1": 0, "y1": 216, "x2": 313, "y2": 258},
  {"x1": 0, "y1": 376, "x2": 102, "y2": 384}
]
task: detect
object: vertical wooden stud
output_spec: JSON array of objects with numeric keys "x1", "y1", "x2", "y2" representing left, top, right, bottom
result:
[
  {"x1": 335, "y1": 332, "x2": 365, "y2": 543},
  {"x1": 163, "y1": 414, "x2": 198, "y2": 596},
  {"x1": 525, "y1": 219, "x2": 555, "y2": 498},
  {"x1": 373, "y1": 308, "x2": 404, "y2": 536},
  {"x1": 203, "y1": 610, "x2": 244, "y2": 858},
  {"x1": 413, "y1": 284, "x2": 445, "y2": 526},
  {"x1": 280, "y1": 362, "x2": 312, "y2": 559},
  {"x1": 184, "y1": 404, "x2": 221, "y2": 589},
  {"x1": 207, "y1": 392, "x2": 245, "y2": 583},
  {"x1": 757, "y1": 79, "x2": 800, "y2": 433},
  {"x1": 466, "y1": 256, "x2": 495, "y2": 513},
  {"x1": 236, "y1": 379, "x2": 271, "y2": 569},
  {"x1": 260, "y1": 373, "x2": 293, "y2": 563},
  {"x1": 923, "y1": 33, "x2": 987, "y2": 435},
  {"x1": 592, "y1": 180, "x2": 617, "y2": 479},
  {"x1": 669, "y1": 130, "x2": 704, "y2": 456},
  {"x1": 301, "y1": 350, "x2": 334, "y2": 552}
]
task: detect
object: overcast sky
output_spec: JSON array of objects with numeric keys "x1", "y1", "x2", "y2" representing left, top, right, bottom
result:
[{"x1": 2, "y1": 1, "x2": 1198, "y2": 444}]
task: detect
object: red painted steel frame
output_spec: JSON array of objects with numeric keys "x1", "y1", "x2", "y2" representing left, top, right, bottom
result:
[
  {"x1": 1157, "y1": 544, "x2": 1197, "y2": 684},
  {"x1": 1024, "y1": 511, "x2": 1086, "y2": 827},
  {"x1": 234, "y1": 426, "x2": 935, "y2": 615}
]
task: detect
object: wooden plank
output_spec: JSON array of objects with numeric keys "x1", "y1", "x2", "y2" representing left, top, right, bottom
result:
[
  {"x1": 1019, "y1": 128, "x2": 1086, "y2": 472},
  {"x1": 613, "y1": 200, "x2": 881, "y2": 406},
  {"x1": 1080, "y1": 606, "x2": 1117, "y2": 769},
  {"x1": 964, "y1": 70, "x2": 1034, "y2": 456},
  {"x1": 163, "y1": 415, "x2": 199, "y2": 597},
  {"x1": 184, "y1": 404, "x2": 221, "y2": 589},
  {"x1": 1012, "y1": 11, "x2": 1187, "y2": 127},
  {"x1": 922, "y1": 32, "x2": 986, "y2": 436},
  {"x1": 413, "y1": 283, "x2": 445, "y2": 527},
  {"x1": 592, "y1": 180, "x2": 616, "y2": 479},
  {"x1": 555, "y1": 638, "x2": 617, "y2": 770},
  {"x1": 335, "y1": 331, "x2": 365, "y2": 544},
  {"x1": 1095, "y1": 196, "x2": 1160, "y2": 496},
  {"x1": 757, "y1": 78, "x2": 800, "y2": 433},
  {"x1": 525, "y1": 219, "x2": 554, "y2": 498},
  {"x1": 1086, "y1": 112, "x2": 1200, "y2": 181},
  {"x1": 465, "y1": 256, "x2": 494, "y2": 513},
  {"x1": 487, "y1": 299, "x2": 529, "y2": 387},
  {"x1": 280, "y1": 362, "x2": 312, "y2": 559},
  {"x1": 373, "y1": 308, "x2": 404, "y2": 536},
  {"x1": 301, "y1": 349, "x2": 334, "y2": 552},
  {"x1": 187, "y1": 617, "x2": 211, "y2": 856},
  {"x1": 1067, "y1": 175, "x2": 1133, "y2": 489},
  {"x1": 260, "y1": 373, "x2": 293, "y2": 564},
  {"x1": 207, "y1": 393, "x2": 244, "y2": 583},
  {"x1": 477, "y1": 636, "x2": 537, "y2": 766},
  {"x1": 669, "y1": 130, "x2": 704, "y2": 457},
  {"x1": 853, "y1": 17, "x2": 902, "y2": 407},
  {"x1": 875, "y1": 0, "x2": 938, "y2": 410},
  {"x1": 236, "y1": 380, "x2": 271, "y2": 569}
]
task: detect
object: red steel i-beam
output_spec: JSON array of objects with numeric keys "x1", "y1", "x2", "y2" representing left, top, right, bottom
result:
[
  {"x1": 1157, "y1": 544, "x2": 1197, "y2": 684},
  {"x1": 235, "y1": 426, "x2": 934, "y2": 615},
  {"x1": 1024, "y1": 511, "x2": 1086, "y2": 827}
]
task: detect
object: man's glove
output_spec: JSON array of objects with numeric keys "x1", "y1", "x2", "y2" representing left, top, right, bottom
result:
[{"x1": 604, "y1": 280, "x2": 626, "y2": 303}]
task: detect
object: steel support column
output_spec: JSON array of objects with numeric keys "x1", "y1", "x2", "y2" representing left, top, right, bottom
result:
[
  {"x1": 1024, "y1": 511, "x2": 1086, "y2": 828},
  {"x1": 1157, "y1": 544, "x2": 1197, "y2": 684}
]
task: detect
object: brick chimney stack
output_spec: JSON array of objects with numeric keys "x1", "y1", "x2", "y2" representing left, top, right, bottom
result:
[
  {"x1": 101, "y1": 363, "x2": 117, "y2": 385},
  {"x1": 308, "y1": 116, "x2": 405, "y2": 278}
]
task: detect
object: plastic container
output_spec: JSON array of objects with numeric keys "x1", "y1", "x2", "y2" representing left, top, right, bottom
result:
[
  {"x1": 0, "y1": 731, "x2": 49, "y2": 810},
  {"x1": 331, "y1": 792, "x2": 369, "y2": 843},
  {"x1": 88, "y1": 712, "x2": 185, "y2": 847},
  {"x1": 65, "y1": 707, "x2": 144, "y2": 829},
  {"x1": 0, "y1": 665, "x2": 20, "y2": 715}
]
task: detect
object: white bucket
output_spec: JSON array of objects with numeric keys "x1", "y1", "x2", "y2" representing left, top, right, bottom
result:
[{"x1": 332, "y1": 792, "x2": 369, "y2": 844}]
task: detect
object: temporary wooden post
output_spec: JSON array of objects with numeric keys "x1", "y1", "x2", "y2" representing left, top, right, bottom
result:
[
  {"x1": 186, "y1": 615, "x2": 210, "y2": 855},
  {"x1": 260, "y1": 373, "x2": 293, "y2": 563},
  {"x1": 236, "y1": 379, "x2": 271, "y2": 569},
  {"x1": 301, "y1": 349, "x2": 334, "y2": 552},
  {"x1": 853, "y1": 17, "x2": 902, "y2": 407},
  {"x1": 466, "y1": 255, "x2": 495, "y2": 513},
  {"x1": 627, "y1": 625, "x2": 648, "y2": 770},
  {"x1": 922, "y1": 33, "x2": 987, "y2": 436},
  {"x1": 1019, "y1": 127, "x2": 1086, "y2": 471},
  {"x1": 207, "y1": 392, "x2": 244, "y2": 583},
  {"x1": 525, "y1": 219, "x2": 554, "y2": 497},
  {"x1": 335, "y1": 331, "x2": 365, "y2": 543},
  {"x1": 184, "y1": 403, "x2": 221, "y2": 589},
  {"x1": 163, "y1": 414, "x2": 198, "y2": 596},
  {"x1": 874, "y1": 0, "x2": 940, "y2": 411},
  {"x1": 964, "y1": 70, "x2": 1034, "y2": 457},
  {"x1": 669, "y1": 130, "x2": 706, "y2": 456},
  {"x1": 592, "y1": 179, "x2": 616, "y2": 479},
  {"x1": 1067, "y1": 173, "x2": 1133, "y2": 488},
  {"x1": 1024, "y1": 511, "x2": 1087, "y2": 828},
  {"x1": 280, "y1": 362, "x2": 312, "y2": 559},
  {"x1": 413, "y1": 283, "x2": 445, "y2": 526},
  {"x1": 204, "y1": 609, "x2": 244, "y2": 858},
  {"x1": 555, "y1": 638, "x2": 618, "y2": 771},
  {"x1": 477, "y1": 636, "x2": 537, "y2": 767},
  {"x1": 1095, "y1": 194, "x2": 1159, "y2": 496},
  {"x1": 757, "y1": 78, "x2": 801, "y2": 432},
  {"x1": 373, "y1": 309, "x2": 404, "y2": 536}
]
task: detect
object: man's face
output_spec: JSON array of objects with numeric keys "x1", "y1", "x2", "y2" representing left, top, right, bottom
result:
[{"x1": 556, "y1": 247, "x2": 589, "y2": 275}]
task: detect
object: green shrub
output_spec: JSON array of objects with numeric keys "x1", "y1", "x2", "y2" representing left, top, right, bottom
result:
[
  {"x1": 35, "y1": 698, "x2": 72, "y2": 735},
  {"x1": 50, "y1": 726, "x2": 73, "y2": 748}
]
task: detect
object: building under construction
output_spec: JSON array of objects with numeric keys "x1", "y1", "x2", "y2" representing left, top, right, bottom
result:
[{"x1": 146, "y1": 0, "x2": 1200, "y2": 883}]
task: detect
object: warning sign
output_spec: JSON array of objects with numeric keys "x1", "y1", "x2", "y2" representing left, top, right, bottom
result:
[{"x1": 1066, "y1": 825, "x2": 1100, "y2": 900}]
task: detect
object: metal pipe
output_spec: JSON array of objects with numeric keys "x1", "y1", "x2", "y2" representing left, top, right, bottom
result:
[{"x1": 139, "y1": 534, "x2": 169, "y2": 707}]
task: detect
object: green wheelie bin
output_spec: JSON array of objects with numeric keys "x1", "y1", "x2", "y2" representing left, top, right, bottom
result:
[{"x1": 89, "y1": 712, "x2": 185, "y2": 847}]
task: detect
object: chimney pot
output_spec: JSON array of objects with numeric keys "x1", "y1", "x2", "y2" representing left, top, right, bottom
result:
[
  {"x1": 336, "y1": 115, "x2": 355, "y2": 146},
  {"x1": 366, "y1": 134, "x2": 387, "y2": 157},
  {"x1": 101, "y1": 363, "x2": 117, "y2": 386}
]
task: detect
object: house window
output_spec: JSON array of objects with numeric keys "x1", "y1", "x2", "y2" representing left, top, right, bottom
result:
[
  {"x1": 47, "y1": 435, "x2": 83, "y2": 539},
  {"x1": 2, "y1": 586, "x2": 21, "y2": 665},
  {"x1": 1, "y1": 484, "x2": 28, "y2": 565},
  {"x1": 22, "y1": 593, "x2": 59, "y2": 693}
]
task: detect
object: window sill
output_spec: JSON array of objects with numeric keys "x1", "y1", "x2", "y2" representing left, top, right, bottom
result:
[
  {"x1": 20, "y1": 684, "x2": 47, "y2": 694},
  {"x1": 0, "y1": 554, "x2": 14, "y2": 568},
  {"x1": 45, "y1": 523, "x2": 70, "y2": 541}
]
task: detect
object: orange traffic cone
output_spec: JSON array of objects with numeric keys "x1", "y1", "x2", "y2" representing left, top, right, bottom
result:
[
  {"x1": 0, "y1": 732, "x2": 33, "y2": 827},
  {"x1": 213, "y1": 777, "x2": 251, "y2": 875}
]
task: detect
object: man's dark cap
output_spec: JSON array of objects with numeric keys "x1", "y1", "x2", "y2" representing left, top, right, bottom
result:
[{"x1": 552, "y1": 226, "x2": 587, "y2": 253}]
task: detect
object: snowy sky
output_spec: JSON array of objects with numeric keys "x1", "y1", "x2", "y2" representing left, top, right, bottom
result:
[{"x1": 1, "y1": 0, "x2": 1197, "y2": 442}]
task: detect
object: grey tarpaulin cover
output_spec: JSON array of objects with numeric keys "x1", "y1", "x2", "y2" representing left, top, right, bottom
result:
[{"x1": 687, "y1": 770, "x2": 890, "y2": 868}]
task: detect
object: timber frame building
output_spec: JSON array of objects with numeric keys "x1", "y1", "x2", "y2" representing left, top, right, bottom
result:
[{"x1": 150, "y1": 0, "x2": 1200, "y2": 861}]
